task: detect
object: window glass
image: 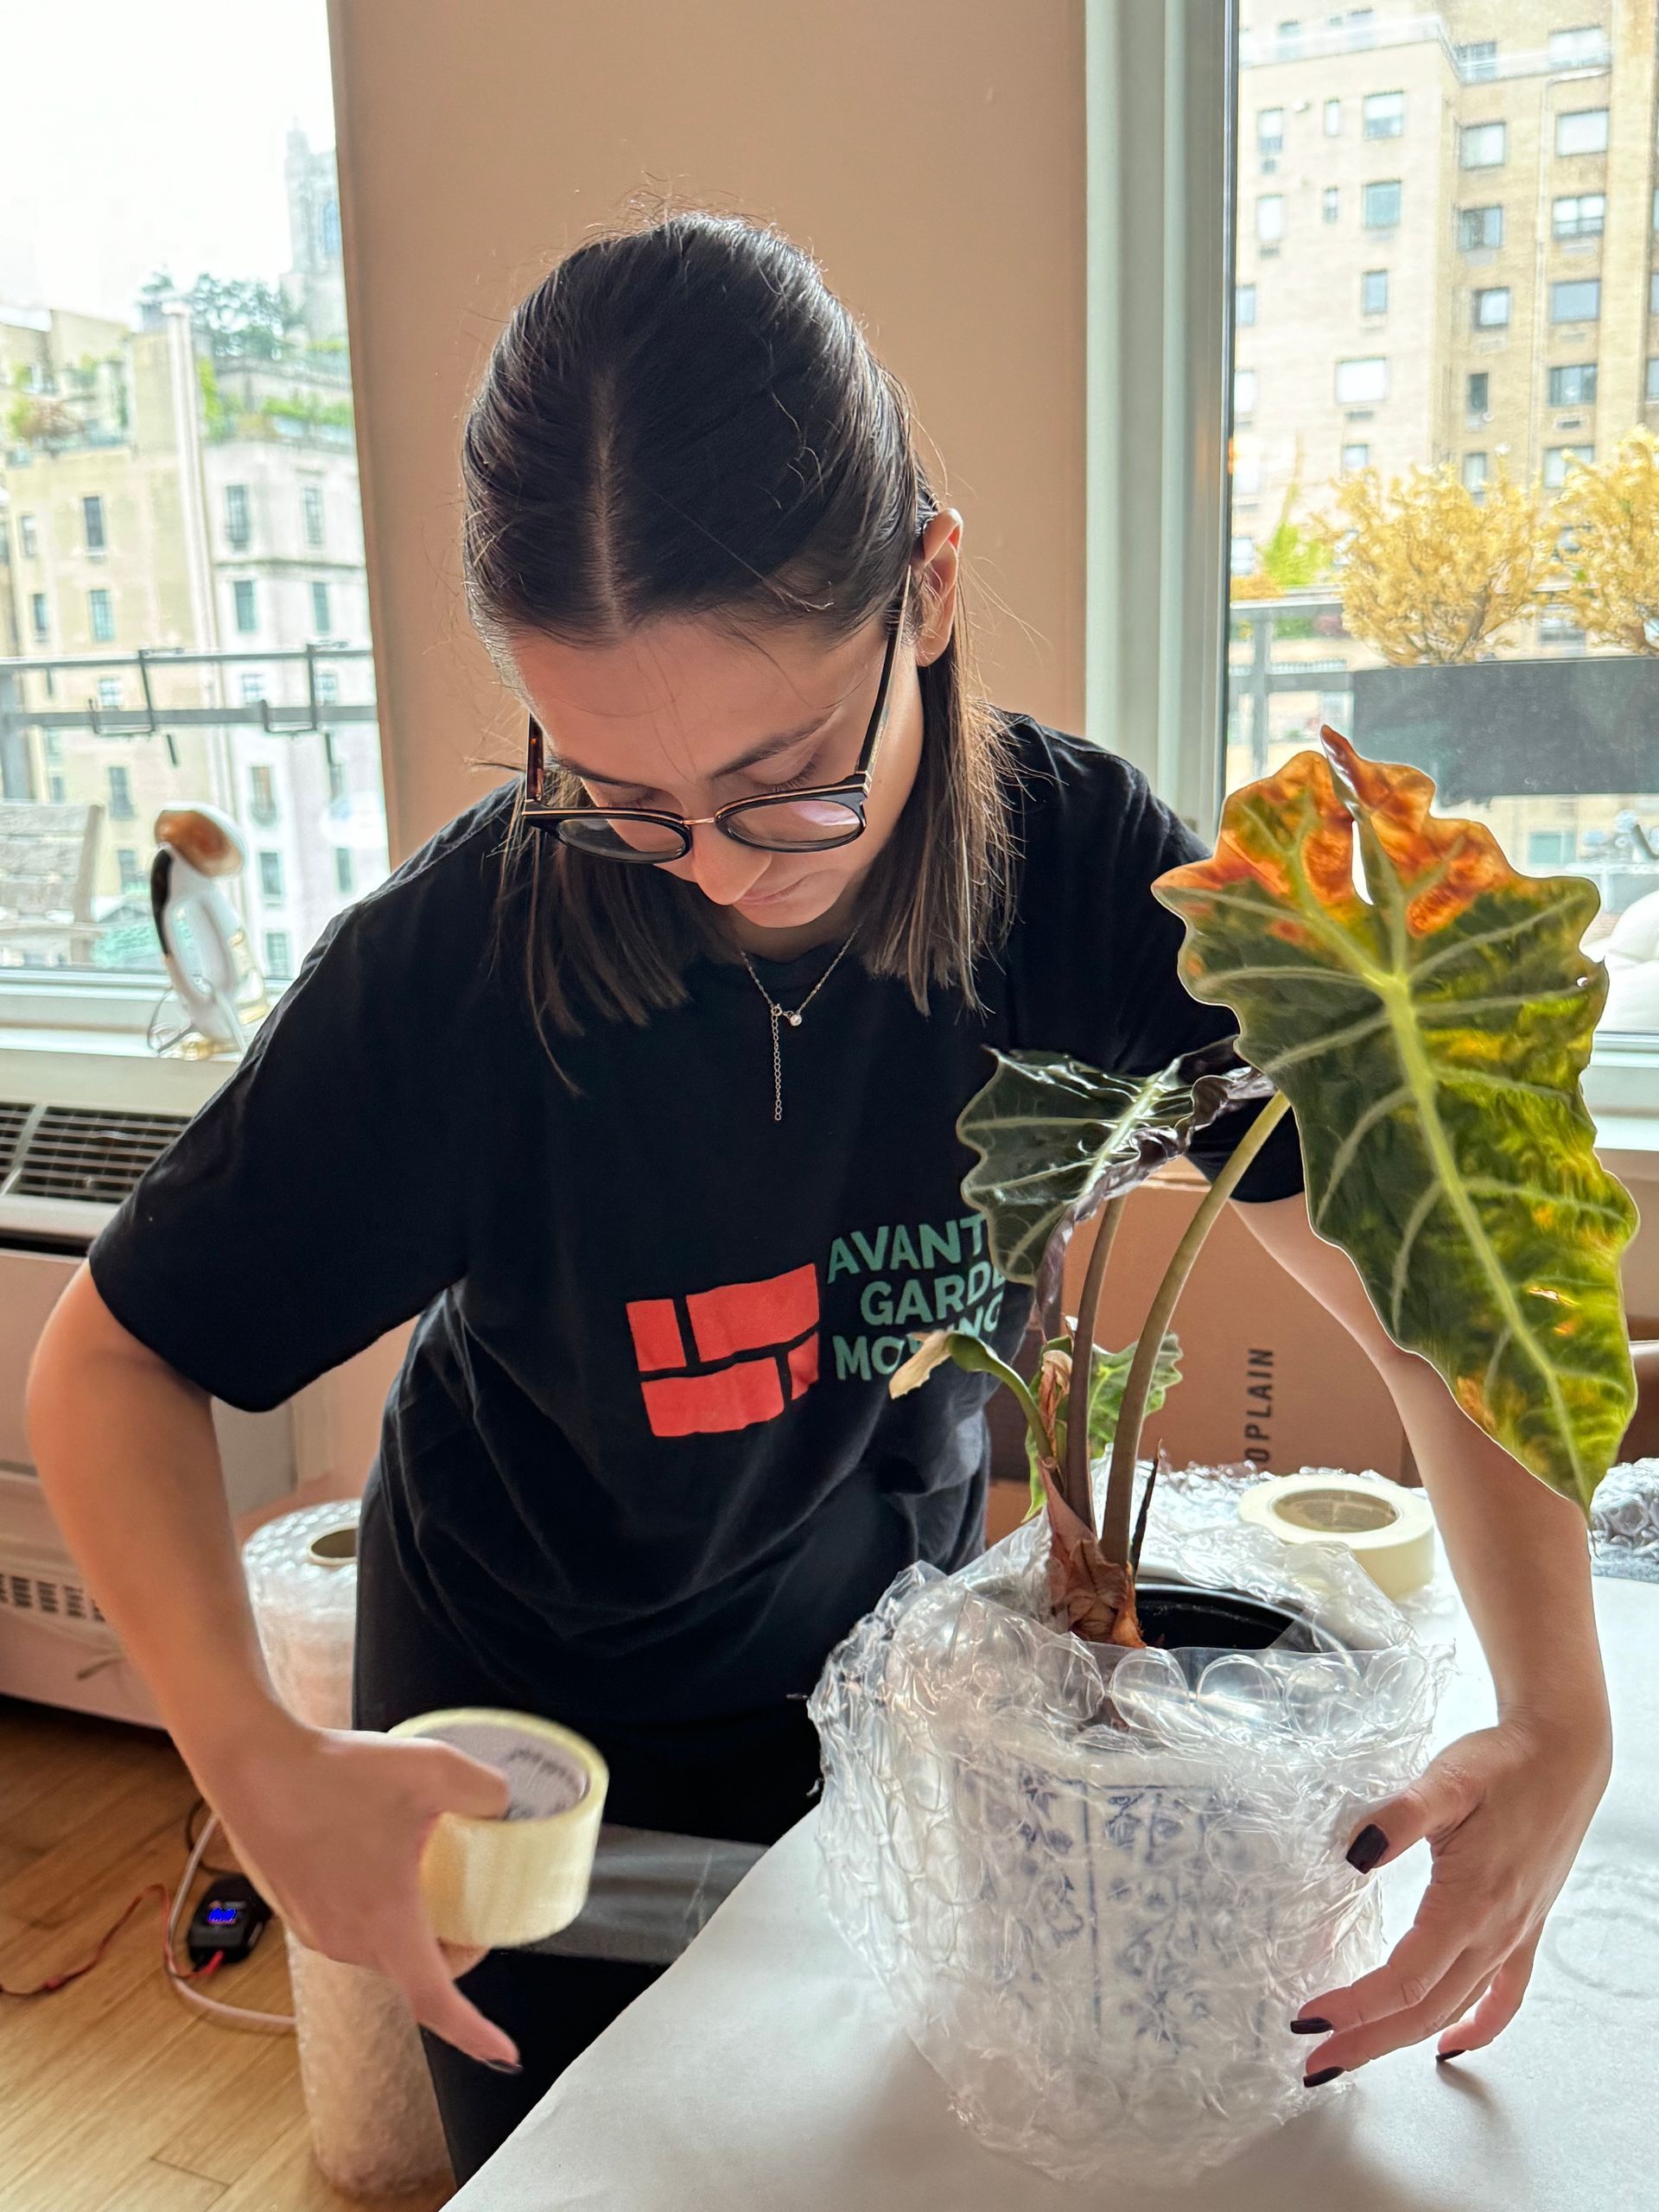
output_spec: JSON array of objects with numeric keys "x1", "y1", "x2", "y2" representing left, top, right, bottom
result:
[
  {"x1": 1235, "y1": 367, "x2": 1258, "y2": 416},
  {"x1": 1257, "y1": 194, "x2": 1286, "y2": 242},
  {"x1": 1236, "y1": 283, "x2": 1258, "y2": 327},
  {"x1": 1323, "y1": 187, "x2": 1340, "y2": 223},
  {"x1": 1549, "y1": 27, "x2": 1609, "y2": 67},
  {"x1": 1323, "y1": 98, "x2": 1342, "y2": 136},
  {"x1": 1361, "y1": 269, "x2": 1388, "y2": 315},
  {"x1": 0, "y1": 3, "x2": 388, "y2": 990},
  {"x1": 1258, "y1": 106, "x2": 1285, "y2": 155},
  {"x1": 1363, "y1": 92, "x2": 1404, "y2": 140},
  {"x1": 1228, "y1": 5, "x2": 1659, "y2": 1046}
]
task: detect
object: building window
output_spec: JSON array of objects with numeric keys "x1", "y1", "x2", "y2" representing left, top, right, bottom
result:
[
  {"x1": 1347, "y1": 8, "x2": 1376, "y2": 47},
  {"x1": 1324, "y1": 99, "x2": 1342, "y2": 137},
  {"x1": 1461, "y1": 452, "x2": 1489, "y2": 493},
  {"x1": 327, "y1": 759, "x2": 346, "y2": 803},
  {"x1": 1548, "y1": 362, "x2": 1599, "y2": 405},
  {"x1": 96, "y1": 677, "x2": 121, "y2": 709},
  {"x1": 1555, "y1": 109, "x2": 1610, "y2": 157},
  {"x1": 1466, "y1": 370, "x2": 1490, "y2": 418},
  {"x1": 334, "y1": 848, "x2": 354, "y2": 895},
  {"x1": 232, "y1": 578, "x2": 257, "y2": 632},
  {"x1": 1363, "y1": 92, "x2": 1404, "y2": 141},
  {"x1": 1553, "y1": 194, "x2": 1606, "y2": 239},
  {"x1": 1230, "y1": 534, "x2": 1257, "y2": 577},
  {"x1": 88, "y1": 588, "x2": 114, "y2": 642},
  {"x1": 1236, "y1": 283, "x2": 1257, "y2": 327},
  {"x1": 1335, "y1": 355, "x2": 1389, "y2": 404},
  {"x1": 302, "y1": 483, "x2": 326, "y2": 547},
  {"x1": 1549, "y1": 28, "x2": 1609, "y2": 68},
  {"x1": 264, "y1": 931, "x2": 293, "y2": 982},
  {"x1": 82, "y1": 494, "x2": 106, "y2": 552},
  {"x1": 106, "y1": 765, "x2": 134, "y2": 819},
  {"x1": 47, "y1": 774, "x2": 66, "y2": 803},
  {"x1": 240, "y1": 671, "x2": 267, "y2": 703},
  {"x1": 1362, "y1": 179, "x2": 1402, "y2": 228},
  {"x1": 310, "y1": 581, "x2": 332, "y2": 633},
  {"x1": 316, "y1": 668, "x2": 340, "y2": 703},
  {"x1": 1528, "y1": 829, "x2": 1575, "y2": 867},
  {"x1": 117, "y1": 848, "x2": 143, "y2": 892},
  {"x1": 1460, "y1": 123, "x2": 1506, "y2": 169},
  {"x1": 1544, "y1": 443, "x2": 1594, "y2": 487},
  {"x1": 1256, "y1": 195, "x2": 1285, "y2": 245},
  {"x1": 1652, "y1": 270, "x2": 1659, "y2": 316},
  {"x1": 17, "y1": 513, "x2": 37, "y2": 559},
  {"x1": 1458, "y1": 204, "x2": 1503, "y2": 251},
  {"x1": 29, "y1": 593, "x2": 48, "y2": 641},
  {"x1": 259, "y1": 851, "x2": 283, "y2": 902},
  {"x1": 1551, "y1": 278, "x2": 1601, "y2": 322},
  {"x1": 1257, "y1": 108, "x2": 1284, "y2": 158},
  {"x1": 1361, "y1": 269, "x2": 1389, "y2": 315},
  {"x1": 1323, "y1": 187, "x2": 1340, "y2": 224},
  {"x1": 1648, "y1": 356, "x2": 1659, "y2": 404},
  {"x1": 249, "y1": 765, "x2": 278, "y2": 825},
  {"x1": 1456, "y1": 40, "x2": 1498, "y2": 83},
  {"x1": 225, "y1": 483, "x2": 251, "y2": 550},
  {"x1": 1473, "y1": 286, "x2": 1511, "y2": 330},
  {"x1": 1234, "y1": 367, "x2": 1257, "y2": 416},
  {"x1": 43, "y1": 730, "x2": 61, "y2": 764},
  {"x1": 1341, "y1": 441, "x2": 1370, "y2": 472},
  {"x1": 1234, "y1": 443, "x2": 1262, "y2": 497},
  {"x1": 1274, "y1": 20, "x2": 1300, "y2": 60}
]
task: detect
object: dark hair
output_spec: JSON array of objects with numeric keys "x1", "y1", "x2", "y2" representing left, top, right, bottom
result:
[{"x1": 461, "y1": 205, "x2": 1017, "y2": 1054}]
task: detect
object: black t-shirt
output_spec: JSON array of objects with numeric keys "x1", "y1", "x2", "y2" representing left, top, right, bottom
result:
[{"x1": 88, "y1": 714, "x2": 1304, "y2": 1725}]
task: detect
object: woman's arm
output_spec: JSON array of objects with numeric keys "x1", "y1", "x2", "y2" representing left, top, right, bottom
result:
[{"x1": 1232, "y1": 1192, "x2": 1612, "y2": 2075}]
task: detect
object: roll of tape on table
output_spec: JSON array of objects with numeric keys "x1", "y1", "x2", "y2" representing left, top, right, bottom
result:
[
  {"x1": 1238, "y1": 1471, "x2": 1437, "y2": 1599},
  {"x1": 389, "y1": 1708, "x2": 609, "y2": 1949}
]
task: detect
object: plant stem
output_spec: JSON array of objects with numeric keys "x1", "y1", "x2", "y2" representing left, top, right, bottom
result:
[
  {"x1": 1099, "y1": 1094, "x2": 1291, "y2": 1566},
  {"x1": 1063, "y1": 1197, "x2": 1125, "y2": 1533}
]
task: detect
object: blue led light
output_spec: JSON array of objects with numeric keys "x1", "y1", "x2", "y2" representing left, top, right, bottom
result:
[{"x1": 206, "y1": 1904, "x2": 241, "y2": 1924}]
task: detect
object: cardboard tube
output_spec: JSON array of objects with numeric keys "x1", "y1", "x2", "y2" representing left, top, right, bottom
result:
[{"x1": 1238, "y1": 1471, "x2": 1437, "y2": 1599}]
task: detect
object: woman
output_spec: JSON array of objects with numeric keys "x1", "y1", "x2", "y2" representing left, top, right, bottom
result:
[{"x1": 29, "y1": 212, "x2": 1611, "y2": 2184}]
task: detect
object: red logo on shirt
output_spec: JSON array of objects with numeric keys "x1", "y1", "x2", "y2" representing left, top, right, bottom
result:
[{"x1": 626, "y1": 1263, "x2": 820, "y2": 1437}]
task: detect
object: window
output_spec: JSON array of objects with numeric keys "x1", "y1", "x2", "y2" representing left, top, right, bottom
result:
[
  {"x1": 1652, "y1": 270, "x2": 1659, "y2": 316},
  {"x1": 249, "y1": 765, "x2": 278, "y2": 826},
  {"x1": 117, "y1": 848, "x2": 143, "y2": 892},
  {"x1": 47, "y1": 775, "x2": 66, "y2": 804},
  {"x1": 1323, "y1": 187, "x2": 1340, "y2": 224},
  {"x1": 1258, "y1": 108, "x2": 1284, "y2": 158},
  {"x1": 1461, "y1": 123, "x2": 1506, "y2": 169},
  {"x1": 106, "y1": 765, "x2": 134, "y2": 819},
  {"x1": 1256, "y1": 195, "x2": 1285, "y2": 245},
  {"x1": 1234, "y1": 444, "x2": 1262, "y2": 497},
  {"x1": 1552, "y1": 278, "x2": 1602, "y2": 322},
  {"x1": 327, "y1": 759, "x2": 346, "y2": 803},
  {"x1": 82, "y1": 495, "x2": 106, "y2": 552},
  {"x1": 310, "y1": 581, "x2": 332, "y2": 633},
  {"x1": 1362, "y1": 180, "x2": 1402, "y2": 228},
  {"x1": 1323, "y1": 99, "x2": 1341, "y2": 137},
  {"x1": 1361, "y1": 269, "x2": 1388, "y2": 315},
  {"x1": 1275, "y1": 20, "x2": 1301, "y2": 60},
  {"x1": 334, "y1": 848, "x2": 354, "y2": 895},
  {"x1": 302, "y1": 483, "x2": 326, "y2": 547},
  {"x1": 1230, "y1": 534, "x2": 1257, "y2": 577},
  {"x1": 1461, "y1": 451, "x2": 1489, "y2": 493},
  {"x1": 316, "y1": 668, "x2": 340, "y2": 703},
  {"x1": 1234, "y1": 367, "x2": 1257, "y2": 416},
  {"x1": 1473, "y1": 287, "x2": 1511, "y2": 330},
  {"x1": 1363, "y1": 92, "x2": 1404, "y2": 141},
  {"x1": 29, "y1": 593, "x2": 48, "y2": 641},
  {"x1": 1544, "y1": 443, "x2": 1594, "y2": 487},
  {"x1": 240, "y1": 671, "x2": 267, "y2": 703},
  {"x1": 1649, "y1": 357, "x2": 1659, "y2": 404},
  {"x1": 264, "y1": 931, "x2": 293, "y2": 982},
  {"x1": 232, "y1": 578, "x2": 257, "y2": 632},
  {"x1": 1335, "y1": 355, "x2": 1389, "y2": 404},
  {"x1": 96, "y1": 677, "x2": 122, "y2": 709},
  {"x1": 258, "y1": 851, "x2": 283, "y2": 901},
  {"x1": 1347, "y1": 7, "x2": 1376, "y2": 46},
  {"x1": 1466, "y1": 371, "x2": 1491, "y2": 417},
  {"x1": 1548, "y1": 362, "x2": 1599, "y2": 405},
  {"x1": 225, "y1": 483, "x2": 251, "y2": 550},
  {"x1": 88, "y1": 588, "x2": 114, "y2": 642},
  {"x1": 1554, "y1": 194, "x2": 1606, "y2": 238},
  {"x1": 1528, "y1": 830, "x2": 1575, "y2": 867},
  {"x1": 1456, "y1": 39, "x2": 1497, "y2": 82},
  {"x1": 1236, "y1": 283, "x2": 1257, "y2": 327},
  {"x1": 1555, "y1": 109, "x2": 1610, "y2": 157},
  {"x1": 1549, "y1": 28, "x2": 1608, "y2": 67},
  {"x1": 17, "y1": 513, "x2": 37, "y2": 558},
  {"x1": 1341, "y1": 441, "x2": 1370, "y2": 471},
  {"x1": 1458, "y1": 204, "x2": 1503, "y2": 251}
]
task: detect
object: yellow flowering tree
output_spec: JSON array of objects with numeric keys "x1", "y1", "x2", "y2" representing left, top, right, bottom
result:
[{"x1": 1553, "y1": 429, "x2": 1659, "y2": 655}]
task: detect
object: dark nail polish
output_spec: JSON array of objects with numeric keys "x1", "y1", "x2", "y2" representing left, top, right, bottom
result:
[
  {"x1": 1304, "y1": 2066, "x2": 1345, "y2": 2088},
  {"x1": 1437, "y1": 2049, "x2": 1467, "y2": 2065},
  {"x1": 481, "y1": 2057, "x2": 523, "y2": 2075},
  {"x1": 1346, "y1": 1824, "x2": 1389, "y2": 1873},
  {"x1": 1291, "y1": 2015, "x2": 1333, "y2": 2035}
]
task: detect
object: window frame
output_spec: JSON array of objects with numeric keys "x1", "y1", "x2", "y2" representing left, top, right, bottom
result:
[
  {"x1": 1459, "y1": 120, "x2": 1506, "y2": 170},
  {"x1": 1362, "y1": 90, "x2": 1404, "y2": 142},
  {"x1": 1361, "y1": 177, "x2": 1402, "y2": 229},
  {"x1": 1554, "y1": 107, "x2": 1610, "y2": 158}
]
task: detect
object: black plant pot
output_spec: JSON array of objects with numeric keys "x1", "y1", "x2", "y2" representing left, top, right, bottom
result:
[{"x1": 1134, "y1": 1579, "x2": 1339, "y2": 1655}]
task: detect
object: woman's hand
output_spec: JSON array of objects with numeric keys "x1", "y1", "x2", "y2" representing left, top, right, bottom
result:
[
  {"x1": 1291, "y1": 1707, "x2": 1611, "y2": 2080},
  {"x1": 206, "y1": 1712, "x2": 520, "y2": 2069}
]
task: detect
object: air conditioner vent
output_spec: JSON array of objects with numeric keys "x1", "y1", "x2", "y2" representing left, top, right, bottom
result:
[
  {"x1": 0, "y1": 1101, "x2": 31, "y2": 1181},
  {"x1": 1, "y1": 1565, "x2": 106, "y2": 1627},
  {"x1": 10, "y1": 1105, "x2": 191, "y2": 1207}
]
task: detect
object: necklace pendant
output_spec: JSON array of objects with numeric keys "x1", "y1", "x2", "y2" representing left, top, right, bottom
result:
[{"x1": 785, "y1": 1011, "x2": 803, "y2": 1027}]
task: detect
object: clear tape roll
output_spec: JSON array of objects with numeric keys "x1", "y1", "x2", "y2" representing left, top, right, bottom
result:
[
  {"x1": 1237, "y1": 1471, "x2": 1437, "y2": 1599},
  {"x1": 388, "y1": 1708, "x2": 609, "y2": 1950}
]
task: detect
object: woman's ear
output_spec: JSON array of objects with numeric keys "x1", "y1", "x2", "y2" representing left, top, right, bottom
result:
[{"x1": 913, "y1": 508, "x2": 962, "y2": 668}]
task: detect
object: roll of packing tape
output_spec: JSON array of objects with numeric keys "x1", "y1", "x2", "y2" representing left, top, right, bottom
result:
[
  {"x1": 388, "y1": 1708, "x2": 608, "y2": 1950},
  {"x1": 1238, "y1": 1471, "x2": 1437, "y2": 1599}
]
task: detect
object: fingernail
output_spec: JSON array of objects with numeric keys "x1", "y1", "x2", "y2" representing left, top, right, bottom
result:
[
  {"x1": 1346, "y1": 1824, "x2": 1389, "y2": 1873},
  {"x1": 1437, "y1": 2049, "x2": 1467, "y2": 2065},
  {"x1": 1304, "y1": 2066, "x2": 1345, "y2": 2088},
  {"x1": 1290, "y1": 2016, "x2": 1333, "y2": 2035},
  {"x1": 481, "y1": 2057, "x2": 523, "y2": 2075}
]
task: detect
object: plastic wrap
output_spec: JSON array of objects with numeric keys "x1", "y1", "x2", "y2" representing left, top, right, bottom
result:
[
  {"x1": 809, "y1": 1491, "x2": 1450, "y2": 2190},
  {"x1": 241, "y1": 1502, "x2": 453, "y2": 2199},
  {"x1": 1591, "y1": 1458, "x2": 1659, "y2": 1582}
]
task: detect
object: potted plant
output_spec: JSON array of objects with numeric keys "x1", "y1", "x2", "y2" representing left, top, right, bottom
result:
[{"x1": 809, "y1": 728, "x2": 1637, "y2": 2186}]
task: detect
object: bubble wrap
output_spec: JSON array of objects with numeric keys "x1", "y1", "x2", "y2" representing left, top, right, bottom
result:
[
  {"x1": 808, "y1": 1498, "x2": 1451, "y2": 2190},
  {"x1": 1591, "y1": 1459, "x2": 1659, "y2": 1583},
  {"x1": 242, "y1": 1502, "x2": 452, "y2": 2198}
]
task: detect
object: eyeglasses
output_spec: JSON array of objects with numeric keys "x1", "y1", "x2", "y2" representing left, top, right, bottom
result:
[{"x1": 521, "y1": 559, "x2": 913, "y2": 863}]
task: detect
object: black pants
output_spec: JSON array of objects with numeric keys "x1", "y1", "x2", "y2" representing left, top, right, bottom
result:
[{"x1": 351, "y1": 1483, "x2": 824, "y2": 2185}]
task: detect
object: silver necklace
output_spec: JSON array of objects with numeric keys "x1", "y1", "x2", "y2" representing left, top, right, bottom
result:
[{"x1": 737, "y1": 933, "x2": 859, "y2": 1123}]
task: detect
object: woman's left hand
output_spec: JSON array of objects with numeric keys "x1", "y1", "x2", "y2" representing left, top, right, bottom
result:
[{"x1": 1291, "y1": 1709, "x2": 1611, "y2": 2078}]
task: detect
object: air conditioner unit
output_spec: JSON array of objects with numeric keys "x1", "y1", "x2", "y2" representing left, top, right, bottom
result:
[{"x1": 0, "y1": 1034, "x2": 301, "y2": 1728}]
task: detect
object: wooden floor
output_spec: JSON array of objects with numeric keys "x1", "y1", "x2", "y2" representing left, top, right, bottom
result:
[{"x1": 0, "y1": 1694, "x2": 453, "y2": 2210}]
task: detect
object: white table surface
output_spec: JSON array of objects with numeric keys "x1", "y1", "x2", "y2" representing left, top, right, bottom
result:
[{"x1": 451, "y1": 1577, "x2": 1658, "y2": 2212}]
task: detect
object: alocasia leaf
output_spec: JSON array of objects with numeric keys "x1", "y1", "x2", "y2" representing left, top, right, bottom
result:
[
  {"x1": 957, "y1": 1041, "x2": 1274, "y2": 1300},
  {"x1": 1153, "y1": 725, "x2": 1637, "y2": 1514}
]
